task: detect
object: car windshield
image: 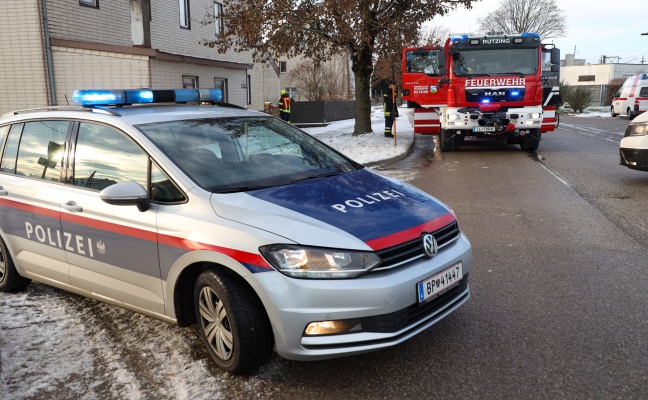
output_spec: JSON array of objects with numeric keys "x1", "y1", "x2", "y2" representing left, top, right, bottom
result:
[
  {"x1": 453, "y1": 48, "x2": 539, "y2": 76},
  {"x1": 136, "y1": 116, "x2": 360, "y2": 192}
]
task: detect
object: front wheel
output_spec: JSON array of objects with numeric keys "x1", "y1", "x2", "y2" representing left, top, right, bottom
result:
[
  {"x1": 611, "y1": 106, "x2": 618, "y2": 118},
  {"x1": 194, "y1": 268, "x2": 273, "y2": 375},
  {"x1": 440, "y1": 128, "x2": 456, "y2": 151},
  {"x1": 0, "y1": 236, "x2": 31, "y2": 293}
]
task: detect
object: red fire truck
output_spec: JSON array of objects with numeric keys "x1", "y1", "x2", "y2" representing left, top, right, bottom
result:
[{"x1": 402, "y1": 33, "x2": 561, "y2": 151}]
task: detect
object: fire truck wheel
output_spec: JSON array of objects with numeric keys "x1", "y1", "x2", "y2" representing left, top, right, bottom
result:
[
  {"x1": 554, "y1": 113, "x2": 560, "y2": 128},
  {"x1": 440, "y1": 129, "x2": 456, "y2": 151},
  {"x1": 611, "y1": 106, "x2": 618, "y2": 118},
  {"x1": 520, "y1": 130, "x2": 540, "y2": 152}
]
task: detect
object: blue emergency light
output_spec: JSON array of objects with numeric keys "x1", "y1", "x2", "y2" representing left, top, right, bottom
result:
[{"x1": 71, "y1": 88, "x2": 223, "y2": 106}]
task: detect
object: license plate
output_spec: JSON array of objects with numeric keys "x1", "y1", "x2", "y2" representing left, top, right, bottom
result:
[
  {"x1": 417, "y1": 262, "x2": 463, "y2": 303},
  {"x1": 473, "y1": 126, "x2": 496, "y2": 132}
]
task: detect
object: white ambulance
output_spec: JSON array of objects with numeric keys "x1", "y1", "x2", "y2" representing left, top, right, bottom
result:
[{"x1": 611, "y1": 73, "x2": 648, "y2": 119}]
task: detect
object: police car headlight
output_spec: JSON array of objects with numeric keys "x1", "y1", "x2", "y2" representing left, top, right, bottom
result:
[
  {"x1": 259, "y1": 245, "x2": 381, "y2": 279},
  {"x1": 626, "y1": 122, "x2": 648, "y2": 137}
]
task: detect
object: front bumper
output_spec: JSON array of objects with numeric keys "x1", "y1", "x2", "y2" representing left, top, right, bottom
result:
[
  {"x1": 248, "y1": 232, "x2": 472, "y2": 361},
  {"x1": 620, "y1": 148, "x2": 648, "y2": 170},
  {"x1": 443, "y1": 106, "x2": 542, "y2": 135}
]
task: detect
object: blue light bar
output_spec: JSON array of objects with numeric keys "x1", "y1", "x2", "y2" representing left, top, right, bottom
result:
[
  {"x1": 521, "y1": 32, "x2": 540, "y2": 38},
  {"x1": 71, "y1": 88, "x2": 224, "y2": 106}
]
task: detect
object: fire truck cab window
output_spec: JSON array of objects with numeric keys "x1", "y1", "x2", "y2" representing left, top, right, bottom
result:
[{"x1": 406, "y1": 50, "x2": 440, "y2": 76}]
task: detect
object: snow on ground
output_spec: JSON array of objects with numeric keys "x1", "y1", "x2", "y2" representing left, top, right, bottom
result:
[{"x1": 301, "y1": 106, "x2": 414, "y2": 166}]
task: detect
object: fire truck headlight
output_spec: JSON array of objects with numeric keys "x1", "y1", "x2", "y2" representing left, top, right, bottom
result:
[
  {"x1": 528, "y1": 113, "x2": 541, "y2": 119},
  {"x1": 448, "y1": 114, "x2": 459, "y2": 121}
]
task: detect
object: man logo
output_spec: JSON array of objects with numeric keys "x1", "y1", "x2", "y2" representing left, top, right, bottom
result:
[{"x1": 422, "y1": 234, "x2": 438, "y2": 258}]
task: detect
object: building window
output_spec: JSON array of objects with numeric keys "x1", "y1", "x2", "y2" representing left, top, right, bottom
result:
[
  {"x1": 214, "y1": 2, "x2": 223, "y2": 36},
  {"x1": 578, "y1": 75, "x2": 595, "y2": 82},
  {"x1": 286, "y1": 87, "x2": 298, "y2": 100},
  {"x1": 214, "y1": 78, "x2": 227, "y2": 102},
  {"x1": 183, "y1": 76, "x2": 198, "y2": 89},
  {"x1": 79, "y1": 0, "x2": 98, "y2": 8},
  {"x1": 179, "y1": 0, "x2": 190, "y2": 29},
  {"x1": 279, "y1": 61, "x2": 287, "y2": 73},
  {"x1": 246, "y1": 74, "x2": 252, "y2": 105}
]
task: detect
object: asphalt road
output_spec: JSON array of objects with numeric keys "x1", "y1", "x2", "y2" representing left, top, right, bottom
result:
[{"x1": 2, "y1": 115, "x2": 647, "y2": 399}]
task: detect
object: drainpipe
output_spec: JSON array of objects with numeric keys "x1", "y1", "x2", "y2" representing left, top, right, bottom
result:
[{"x1": 41, "y1": 0, "x2": 56, "y2": 105}]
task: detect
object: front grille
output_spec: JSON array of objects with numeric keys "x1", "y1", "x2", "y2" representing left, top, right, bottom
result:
[
  {"x1": 360, "y1": 275, "x2": 469, "y2": 333},
  {"x1": 373, "y1": 221, "x2": 460, "y2": 271}
]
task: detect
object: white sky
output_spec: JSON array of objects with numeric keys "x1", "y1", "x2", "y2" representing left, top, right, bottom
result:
[{"x1": 427, "y1": 0, "x2": 648, "y2": 65}]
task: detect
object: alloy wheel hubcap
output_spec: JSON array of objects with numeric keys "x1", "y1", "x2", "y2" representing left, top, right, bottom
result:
[{"x1": 198, "y1": 286, "x2": 233, "y2": 360}]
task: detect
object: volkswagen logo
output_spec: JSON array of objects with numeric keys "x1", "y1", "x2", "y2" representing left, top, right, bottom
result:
[{"x1": 422, "y1": 234, "x2": 438, "y2": 258}]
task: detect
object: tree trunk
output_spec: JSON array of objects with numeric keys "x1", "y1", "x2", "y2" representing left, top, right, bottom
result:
[{"x1": 351, "y1": 46, "x2": 374, "y2": 135}]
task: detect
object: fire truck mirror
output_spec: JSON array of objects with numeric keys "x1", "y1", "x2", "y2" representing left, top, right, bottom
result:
[
  {"x1": 551, "y1": 65, "x2": 559, "y2": 73},
  {"x1": 437, "y1": 53, "x2": 446, "y2": 68},
  {"x1": 551, "y1": 48, "x2": 560, "y2": 64}
]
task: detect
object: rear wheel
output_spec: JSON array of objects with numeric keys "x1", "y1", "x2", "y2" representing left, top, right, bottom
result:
[
  {"x1": 194, "y1": 268, "x2": 273, "y2": 375},
  {"x1": 627, "y1": 108, "x2": 635, "y2": 120},
  {"x1": 520, "y1": 130, "x2": 541, "y2": 152},
  {"x1": 554, "y1": 112, "x2": 560, "y2": 128},
  {"x1": 0, "y1": 237, "x2": 31, "y2": 293},
  {"x1": 440, "y1": 128, "x2": 456, "y2": 151}
]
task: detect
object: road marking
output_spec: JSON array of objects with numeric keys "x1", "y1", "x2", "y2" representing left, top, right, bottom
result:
[{"x1": 540, "y1": 162, "x2": 571, "y2": 187}]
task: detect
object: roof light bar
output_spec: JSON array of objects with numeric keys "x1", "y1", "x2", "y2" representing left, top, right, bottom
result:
[{"x1": 71, "y1": 88, "x2": 223, "y2": 107}]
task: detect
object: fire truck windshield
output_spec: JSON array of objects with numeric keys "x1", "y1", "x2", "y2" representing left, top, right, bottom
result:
[{"x1": 453, "y1": 48, "x2": 538, "y2": 77}]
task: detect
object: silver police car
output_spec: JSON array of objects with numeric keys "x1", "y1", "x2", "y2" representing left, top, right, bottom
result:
[{"x1": 0, "y1": 89, "x2": 472, "y2": 374}]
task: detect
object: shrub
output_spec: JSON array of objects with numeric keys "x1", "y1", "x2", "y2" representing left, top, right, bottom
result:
[{"x1": 566, "y1": 87, "x2": 593, "y2": 113}]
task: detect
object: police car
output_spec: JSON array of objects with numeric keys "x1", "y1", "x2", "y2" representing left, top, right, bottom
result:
[
  {"x1": 620, "y1": 112, "x2": 648, "y2": 171},
  {"x1": 0, "y1": 89, "x2": 472, "y2": 374}
]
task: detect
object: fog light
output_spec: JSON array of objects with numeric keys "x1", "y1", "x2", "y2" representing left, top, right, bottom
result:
[{"x1": 304, "y1": 319, "x2": 361, "y2": 336}]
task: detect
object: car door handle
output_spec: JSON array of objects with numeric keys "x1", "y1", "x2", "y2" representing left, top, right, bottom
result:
[
  {"x1": 0, "y1": 186, "x2": 7, "y2": 196},
  {"x1": 62, "y1": 201, "x2": 83, "y2": 212}
]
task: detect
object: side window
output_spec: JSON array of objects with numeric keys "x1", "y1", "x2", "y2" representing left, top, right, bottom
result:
[
  {"x1": 15, "y1": 121, "x2": 70, "y2": 182},
  {"x1": 0, "y1": 125, "x2": 11, "y2": 170},
  {"x1": 73, "y1": 123, "x2": 147, "y2": 191},
  {"x1": 1, "y1": 124, "x2": 23, "y2": 174},
  {"x1": 639, "y1": 87, "x2": 648, "y2": 97},
  {"x1": 151, "y1": 162, "x2": 185, "y2": 203}
]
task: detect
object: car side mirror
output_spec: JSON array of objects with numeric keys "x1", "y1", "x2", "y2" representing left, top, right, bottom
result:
[{"x1": 100, "y1": 181, "x2": 151, "y2": 212}]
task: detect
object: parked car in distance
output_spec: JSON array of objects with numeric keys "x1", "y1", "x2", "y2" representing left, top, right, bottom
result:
[{"x1": 0, "y1": 88, "x2": 472, "y2": 374}]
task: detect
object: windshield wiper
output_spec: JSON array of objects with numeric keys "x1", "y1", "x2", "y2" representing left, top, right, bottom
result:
[
  {"x1": 212, "y1": 185, "x2": 273, "y2": 193},
  {"x1": 287, "y1": 171, "x2": 345, "y2": 184}
]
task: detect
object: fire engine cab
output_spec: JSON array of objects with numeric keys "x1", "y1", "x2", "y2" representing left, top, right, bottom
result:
[{"x1": 402, "y1": 32, "x2": 561, "y2": 151}]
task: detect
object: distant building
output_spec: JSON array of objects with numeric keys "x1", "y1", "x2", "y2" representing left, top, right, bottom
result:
[
  {"x1": 560, "y1": 54, "x2": 648, "y2": 106},
  {"x1": 0, "y1": 0, "x2": 264, "y2": 115}
]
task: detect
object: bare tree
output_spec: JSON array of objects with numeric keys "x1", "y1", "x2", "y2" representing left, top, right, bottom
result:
[
  {"x1": 477, "y1": 0, "x2": 567, "y2": 39},
  {"x1": 419, "y1": 24, "x2": 451, "y2": 46},
  {"x1": 288, "y1": 59, "x2": 348, "y2": 101},
  {"x1": 201, "y1": 0, "x2": 473, "y2": 135}
]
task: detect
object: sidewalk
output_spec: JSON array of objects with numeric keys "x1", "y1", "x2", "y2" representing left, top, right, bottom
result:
[{"x1": 301, "y1": 106, "x2": 415, "y2": 166}]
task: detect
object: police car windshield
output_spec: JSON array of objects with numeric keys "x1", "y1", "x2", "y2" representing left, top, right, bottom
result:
[
  {"x1": 136, "y1": 117, "x2": 359, "y2": 192},
  {"x1": 453, "y1": 48, "x2": 538, "y2": 77}
]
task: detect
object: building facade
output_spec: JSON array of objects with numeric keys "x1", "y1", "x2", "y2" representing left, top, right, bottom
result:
[
  {"x1": 0, "y1": 0, "x2": 264, "y2": 114},
  {"x1": 559, "y1": 54, "x2": 648, "y2": 106}
]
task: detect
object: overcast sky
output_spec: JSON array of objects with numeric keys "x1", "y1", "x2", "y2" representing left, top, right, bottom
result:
[{"x1": 428, "y1": 0, "x2": 648, "y2": 65}]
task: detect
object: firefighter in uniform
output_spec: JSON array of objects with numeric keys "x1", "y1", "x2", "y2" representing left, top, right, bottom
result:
[
  {"x1": 278, "y1": 90, "x2": 291, "y2": 123},
  {"x1": 383, "y1": 85, "x2": 398, "y2": 137}
]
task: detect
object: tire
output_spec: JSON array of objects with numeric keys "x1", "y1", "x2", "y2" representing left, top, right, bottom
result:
[
  {"x1": 520, "y1": 130, "x2": 541, "y2": 152},
  {"x1": 627, "y1": 108, "x2": 635, "y2": 120},
  {"x1": 440, "y1": 128, "x2": 455, "y2": 151},
  {"x1": 0, "y1": 236, "x2": 31, "y2": 293},
  {"x1": 194, "y1": 268, "x2": 273, "y2": 375},
  {"x1": 611, "y1": 106, "x2": 618, "y2": 118},
  {"x1": 554, "y1": 112, "x2": 560, "y2": 128}
]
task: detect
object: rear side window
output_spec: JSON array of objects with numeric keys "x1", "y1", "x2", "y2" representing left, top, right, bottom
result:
[
  {"x1": 14, "y1": 121, "x2": 70, "y2": 182},
  {"x1": 73, "y1": 122, "x2": 147, "y2": 191},
  {"x1": 639, "y1": 87, "x2": 648, "y2": 97}
]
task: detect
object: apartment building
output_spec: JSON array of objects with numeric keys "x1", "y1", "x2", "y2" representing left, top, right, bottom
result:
[{"x1": 0, "y1": 0, "x2": 264, "y2": 114}]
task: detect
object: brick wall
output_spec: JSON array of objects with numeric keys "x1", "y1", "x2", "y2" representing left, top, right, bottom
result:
[
  {"x1": 0, "y1": 0, "x2": 49, "y2": 114},
  {"x1": 52, "y1": 47, "x2": 151, "y2": 105}
]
